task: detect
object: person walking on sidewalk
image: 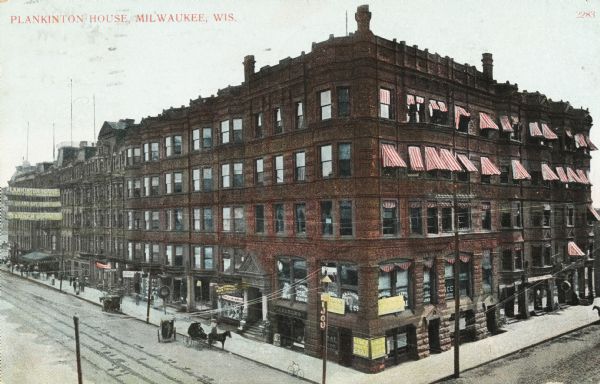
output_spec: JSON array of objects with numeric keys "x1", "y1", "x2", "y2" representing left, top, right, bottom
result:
[
  {"x1": 80, "y1": 277, "x2": 85, "y2": 292},
  {"x1": 73, "y1": 279, "x2": 78, "y2": 293}
]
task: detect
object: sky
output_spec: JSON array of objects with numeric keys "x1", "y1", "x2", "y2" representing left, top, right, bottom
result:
[{"x1": 1, "y1": 0, "x2": 599, "y2": 202}]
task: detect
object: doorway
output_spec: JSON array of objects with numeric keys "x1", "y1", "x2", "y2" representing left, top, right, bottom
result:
[{"x1": 428, "y1": 319, "x2": 441, "y2": 354}]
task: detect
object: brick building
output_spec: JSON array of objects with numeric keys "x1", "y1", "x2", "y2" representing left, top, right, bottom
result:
[{"x1": 8, "y1": 5, "x2": 597, "y2": 373}]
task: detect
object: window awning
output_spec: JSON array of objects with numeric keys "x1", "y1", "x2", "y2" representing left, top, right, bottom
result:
[
  {"x1": 565, "y1": 129, "x2": 573, "y2": 138},
  {"x1": 457, "y1": 154, "x2": 478, "y2": 172},
  {"x1": 381, "y1": 144, "x2": 407, "y2": 168},
  {"x1": 416, "y1": 96, "x2": 424, "y2": 104},
  {"x1": 588, "y1": 205, "x2": 600, "y2": 221},
  {"x1": 437, "y1": 101, "x2": 448, "y2": 112},
  {"x1": 455, "y1": 106, "x2": 471, "y2": 129},
  {"x1": 576, "y1": 169, "x2": 590, "y2": 184},
  {"x1": 499, "y1": 115, "x2": 513, "y2": 132},
  {"x1": 480, "y1": 157, "x2": 501, "y2": 175},
  {"x1": 566, "y1": 167, "x2": 581, "y2": 183},
  {"x1": 541, "y1": 123, "x2": 558, "y2": 140},
  {"x1": 567, "y1": 241, "x2": 585, "y2": 257},
  {"x1": 479, "y1": 112, "x2": 499, "y2": 130},
  {"x1": 555, "y1": 167, "x2": 568, "y2": 183},
  {"x1": 429, "y1": 99, "x2": 439, "y2": 110},
  {"x1": 439, "y1": 149, "x2": 463, "y2": 172},
  {"x1": 383, "y1": 200, "x2": 397, "y2": 209},
  {"x1": 425, "y1": 147, "x2": 445, "y2": 171},
  {"x1": 408, "y1": 146, "x2": 425, "y2": 171},
  {"x1": 587, "y1": 136, "x2": 598, "y2": 151},
  {"x1": 407, "y1": 94, "x2": 416, "y2": 105},
  {"x1": 511, "y1": 159, "x2": 531, "y2": 180},
  {"x1": 574, "y1": 133, "x2": 588, "y2": 148},
  {"x1": 541, "y1": 163, "x2": 559, "y2": 181},
  {"x1": 529, "y1": 122, "x2": 543, "y2": 137},
  {"x1": 379, "y1": 89, "x2": 391, "y2": 104}
]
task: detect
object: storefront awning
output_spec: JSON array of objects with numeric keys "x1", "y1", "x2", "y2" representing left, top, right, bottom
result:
[
  {"x1": 20, "y1": 251, "x2": 56, "y2": 263},
  {"x1": 567, "y1": 241, "x2": 585, "y2": 257},
  {"x1": 95, "y1": 261, "x2": 112, "y2": 270},
  {"x1": 499, "y1": 115, "x2": 513, "y2": 132},
  {"x1": 479, "y1": 112, "x2": 499, "y2": 130},
  {"x1": 541, "y1": 123, "x2": 558, "y2": 140},
  {"x1": 425, "y1": 147, "x2": 445, "y2": 171},
  {"x1": 381, "y1": 144, "x2": 407, "y2": 168},
  {"x1": 555, "y1": 167, "x2": 568, "y2": 183},
  {"x1": 529, "y1": 122, "x2": 543, "y2": 137},
  {"x1": 439, "y1": 149, "x2": 463, "y2": 172},
  {"x1": 588, "y1": 205, "x2": 600, "y2": 221},
  {"x1": 480, "y1": 156, "x2": 501, "y2": 175},
  {"x1": 457, "y1": 154, "x2": 478, "y2": 172},
  {"x1": 408, "y1": 146, "x2": 425, "y2": 171},
  {"x1": 541, "y1": 163, "x2": 559, "y2": 181},
  {"x1": 455, "y1": 106, "x2": 471, "y2": 129},
  {"x1": 511, "y1": 159, "x2": 532, "y2": 180}
]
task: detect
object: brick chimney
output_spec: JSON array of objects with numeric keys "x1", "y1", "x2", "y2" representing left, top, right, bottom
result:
[
  {"x1": 482, "y1": 53, "x2": 493, "y2": 80},
  {"x1": 355, "y1": 5, "x2": 372, "y2": 35},
  {"x1": 243, "y1": 55, "x2": 255, "y2": 83}
]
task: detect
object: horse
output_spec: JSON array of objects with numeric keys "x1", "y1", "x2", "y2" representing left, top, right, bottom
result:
[{"x1": 208, "y1": 330, "x2": 231, "y2": 349}]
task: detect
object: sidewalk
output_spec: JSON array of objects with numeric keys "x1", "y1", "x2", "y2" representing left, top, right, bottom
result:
[{"x1": 3, "y1": 267, "x2": 599, "y2": 384}]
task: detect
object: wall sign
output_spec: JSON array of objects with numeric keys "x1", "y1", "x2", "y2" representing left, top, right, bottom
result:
[{"x1": 378, "y1": 295, "x2": 405, "y2": 316}]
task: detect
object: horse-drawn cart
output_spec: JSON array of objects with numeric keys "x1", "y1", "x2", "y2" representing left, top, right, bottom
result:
[
  {"x1": 158, "y1": 317, "x2": 176, "y2": 343},
  {"x1": 100, "y1": 294, "x2": 121, "y2": 313}
]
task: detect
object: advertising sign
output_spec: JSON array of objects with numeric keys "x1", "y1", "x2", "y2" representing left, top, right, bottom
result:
[
  {"x1": 353, "y1": 337, "x2": 369, "y2": 358},
  {"x1": 378, "y1": 295, "x2": 405, "y2": 316},
  {"x1": 370, "y1": 337, "x2": 386, "y2": 359}
]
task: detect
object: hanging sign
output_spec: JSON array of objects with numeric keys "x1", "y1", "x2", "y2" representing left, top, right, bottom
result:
[
  {"x1": 378, "y1": 295, "x2": 405, "y2": 316},
  {"x1": 353, "y1": 337, "x2": 370, "y2": 358},
  {"x1": 370, "y1": 337, "x2": 386, "y2": 359}
]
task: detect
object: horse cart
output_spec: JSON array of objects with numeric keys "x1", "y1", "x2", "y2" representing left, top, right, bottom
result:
[
  {"x1": 185, "y1": 322, "x2": 208, "y2": 349},
  {"x1": 158, "y1": 317, "x2": 176, "y2": 343},
  {"x1": 100, "y1": 294, "x2": 121, "y2": 313}
]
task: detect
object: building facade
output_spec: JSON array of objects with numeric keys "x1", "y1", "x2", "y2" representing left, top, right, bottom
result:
[{"x1": 8, "y1": 5, "x2": 597, "y2": 373}]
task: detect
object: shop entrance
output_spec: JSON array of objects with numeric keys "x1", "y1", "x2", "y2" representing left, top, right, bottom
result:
[
  {"x1": 277, "y1": 315, "x2": 305, "y2": 349},
  {"x1": 427, "y1": 319, "x2": 441, "y2": 354},
  {"x1": 339, "y1": 328, "x2": 353, "y2": 366},
  {"x1": 247, "y1": 287, "x2": 262, "y2": 323}
]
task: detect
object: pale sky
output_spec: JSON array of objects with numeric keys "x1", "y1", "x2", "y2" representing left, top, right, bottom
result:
[{"x1": 1, "y1": 0, "x2": 599, "y2": 202}]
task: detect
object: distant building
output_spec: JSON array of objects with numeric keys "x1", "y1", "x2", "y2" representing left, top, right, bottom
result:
[{"x1": 8, "y1": 5, "x2": 597, "y2": 373}]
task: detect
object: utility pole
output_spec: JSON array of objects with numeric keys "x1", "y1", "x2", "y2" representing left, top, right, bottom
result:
[
  {"x1": 320, "y1": 275, "x2": 332, "y2": 384},
  {"x1": 453, "y1": 182, "x2": 460, "y2": 378},
  {"x1": 146, "y1": 272, "x2": 152, "y2": 324},
  {"x1": 73, "y1": 316, "x2": 83, "y2": 384}
]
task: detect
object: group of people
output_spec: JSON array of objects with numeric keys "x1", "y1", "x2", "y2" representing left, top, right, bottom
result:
[{"x1": 69, "y1": 276, "x2": 87, "y2": 295}]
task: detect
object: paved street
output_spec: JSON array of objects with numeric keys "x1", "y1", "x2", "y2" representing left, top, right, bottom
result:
[
  {"x1": 0, "y1": 272, "x2": 304, "y2": 384},
  {"x1": 442, "y1": 323, "x2": 600, "y2": 384}
]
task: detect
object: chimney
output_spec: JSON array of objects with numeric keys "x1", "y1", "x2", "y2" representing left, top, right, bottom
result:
[
  {"x1": 243, "y1": 55, "x2": 255, "y2": 83},
  {"x1": 482, "y1": 53, "x2": 493, "y2": 80},
  {"x1": 355, "y1": 5, "x2": 372, "y2": 35}
]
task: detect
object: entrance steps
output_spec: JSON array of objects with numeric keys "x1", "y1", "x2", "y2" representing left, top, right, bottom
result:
[{"x1": 239, "y1": 322, "x2": 266, "y2": 342}]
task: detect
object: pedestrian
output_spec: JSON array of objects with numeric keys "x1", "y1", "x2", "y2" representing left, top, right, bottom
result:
[
  {"x1": 80, "y1": 278, "x2": 85, "y2": 292},
  {"x1": 69, "y1": 276, "x2": 73, "y2": 286},
  {"x1": 73, "y1": 279, "x2": 78, "y2": 293}
]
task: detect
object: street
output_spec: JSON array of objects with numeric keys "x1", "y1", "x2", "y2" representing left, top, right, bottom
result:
[
  {"x1": 442, "y1": 323, "x2": 600, "y2": 384},
  {"x1": 0, "y1": 272, "x2": 305, "y2": 384}
]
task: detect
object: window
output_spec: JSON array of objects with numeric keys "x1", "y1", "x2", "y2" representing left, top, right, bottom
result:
[
  {"x1": 203, "y1": 247, "x2": 214, "y2": 269},
  {"x1": 445, "y1": 261, "x2": 470, "y2": 299},
  {"x1": 379, "y1": 88, "x2": 391, "y2": 119},
  {"x1": 193, "y1": 208, "x2": 201, "y2": 231},
  {"x1": 202, "y1": 168, "x2": 213, "y2": 191},
  {"x1": 255, "y1": 205, "x2": 265, "y2": 233},
  {"x1": 378, "y1": 264, "x2": 411, "y2": 309},
  {"x1": 427, "y1": 206, "x2": 439, "y2": 234},
  {"x1": 382, "y1": 201, "x2": 399, "y2": 235},
  {"x1": 150, "y1": 211, "x2": 160, "y2": 230},
  {"x1": 423, "y1": 265, "x2": 436, "y2": 304},
  {"x1": 165, "y1": 136, "x2": 182, "y2": 157},
  {"x1": 500, "y1": 166, "x2": 509, "y2": 184},
  {"x1": 481, "y1": 174, "x2": 491, "y2": 184},
  {"x1": 457, "y1": 207, "x2": 471, "y2": 230},
  {"x1": 193, "y1": 246, "x2": 201, "y2": 269},
  {"x1": 321, "y1": 201, "x2": 333, "y2": 235},
  {"x1": 143, "y1": 143, "x2": 150, "y2": 162},
  {"x1": 410, "y1": 204, "x2": 422, "y2": 234},
  {"x1": 222, "y1": 207, "x2": 231, "y2": 232},
  {"x1": 514, "y1": 202, "x2": 522, "y2": 228},
  {"x1": 323, "y1": 262, "x2": 359, "y2": 312},
  {"x1": 174, "y1": 208, "x2": 184, "y2": 231},
  {"x1": 255, "y1": 113, "x2": 263, "y2": 138},
  {"x1": 165, "y1": 173, "x2": 172, "y2": 194},
  {"x1": 339, "y1": 200, "x2": 353, "y2": 236},
  {"x1": 338, "y1": 143, "x2": 351, "y2": 177},
  {"x1": 222, "y1": 250, "x2": 232, "y2": 273},
  {"x1": 220, "y1": 120, "x2": 230, "y2": 144},
  {"x1": 532, "y1": 245, "x2": 543, "y2": 267},
  {"x1": 222, "y1": 206, "x2": 245, "y2": 232},
  {"x1": 274, "y1": 108, "x2": 283, "y2": 134},
  {"x1": 514, "y1": 249, "x2": 523, "y2": 270},
  {"x1": 502, "y1": 249, "x2": 513, "y2": 271},
  {"x1": 442, "y1": 207, "x2": 453, "y2": 232},
  {"x1": 295, "y1": 102, "x2": 304, "y2": 129},
  {"x1": 255, "y1": 158, "x2": 264, "y2": 185},
  {"x1": 174, "y1": 245, "x2": 184, "y2": 266},
  {"x1": 132, "y1": 179, "x2": 141, "y2": 198},
  {"x1": 445, "y1": 263, "x2": 455, "y2": 299},
  {"x1": 320, "y1": 145, "x2": 332, "y2": 178},
  {"x1": 295, "y1": 203, "x2": 306, "y2": 235},
  {"x1": 150, "y1": 142, "x2": 159, "y2": 161},
  {"x1": 233, "y1": 118, "x2": 243, "y2": 143},
  {"x1": 233, "y1": 162, "x2": 243, "y2": 187},
  {"x1": 143, "y1": 177, "x2": 151, "y2": 197},
  {"x1": 274, "y1": 155, "x2": 284, "y2": 184},
  {"x1": 192, "y1": 128, "x2": 200, "y2": 150},
  {"x1": 192, "y1": 169, "x2": 201, "y2": 191},
  {"x1": 203, "y1": 207, "x2": 213, "y2": 231},
  {"x1": 221, "y1": 164, "x2": 231, "y2": 188},
  {"x1": 482, "y1": 203, "x2": 492, "y2": 230},
  {"x1": 337, "y1": 87, "x2": 350, "y2": 117},
  {"x1": 274, "y1": 204, "x2": 285, "y2": 234},
  {"x1": 482, "y1": 250, "x2": 492, "y2": 294},
  {"x1": 202, "y1": 127, "x2": 212, "y2": 148},
  {"x1": 319, "y1": 90, "x2": 332, "y2": 120},
  {"x1": 567, "y1": 205, "x2": 574, "y2": 226},
  {"x1": 295, "y1": 152, "x2": 306, "y2": 181},
  {"x1": 173, "y1": 172, "x2": 183, "y2": 193},
  {"x1": 278, "y1": 258, "x2": 308, "y2": 303}
]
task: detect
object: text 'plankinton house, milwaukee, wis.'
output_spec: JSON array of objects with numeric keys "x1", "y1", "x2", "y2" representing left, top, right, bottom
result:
[{"x1": 7, "y1": 5, "x2": 598, "y2": 374}]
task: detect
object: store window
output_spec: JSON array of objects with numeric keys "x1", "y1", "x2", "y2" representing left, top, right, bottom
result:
[
  {"x1": 322, "y1": 262, "x2": 359, "y2": 312},
  {"x1": 378, "y1": 262, "x2": 412, "y2": 309},
  {"x1": 277, "y1": 258, "x2": 308, "y2": 303}
]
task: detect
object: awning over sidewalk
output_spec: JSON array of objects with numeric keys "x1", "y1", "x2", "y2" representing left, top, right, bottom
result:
[
  {"x1": 20, "y1": 251, "x2": 56, "y2": 263},
  {"x1": 567, "y1": 241, "x2": 585, "y2": 257}
]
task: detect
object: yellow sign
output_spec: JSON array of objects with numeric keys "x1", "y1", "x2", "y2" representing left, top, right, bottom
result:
[
  {"x1": 353, "y1": 337, "x2": 369, "y2": 358},
  {"x1": 216, "y1": 284, "x2": 238, "y2": 295},
  {"x1": 370, "y1": 337, "x2": 386, "y2": 359},
  {"x1": 327, "y1": 297, "x2": 345, "y2": 315},
  {"x1": 378, "y1": 295, "x2": 405, "y2": 316}
]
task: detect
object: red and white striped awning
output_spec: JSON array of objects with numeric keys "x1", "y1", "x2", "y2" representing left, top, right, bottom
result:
[
  {"x1": 499, "y1": 115, "x2": 513, "y2": 132},
  {"x1": 455, "y1": 106, "x2": 471, "y2": 129},
  {"x1": 566, "y1": 167, "x2": 581, "y2": 183},
  {"x1": 541, "y1": 163, "x2": 559, "y2": 181},
  {"x1": 382, "y1": 200, "x2": 397, "y2": 209},
  {"x1": 408, "y1": 146, "x2": 425, "y2": 171},
  {"x1": 529, "y1": 122, "x2": 543, "y2": 137},
  {"x1": 576, "y1": 169, "x2": 590, "y2": 184},
  {"x1": 555, "y1": 167, "x2": 568, "y2": 183},
  {"x1": 429, "y1": 99, "x2": 439, "y2": 110},
  {"x1": 541, "y1": 123, "x2": 558, "y2": 140},
  {"x1": 567, "y1": 241, "x2": 585, "y2": 257},
  {"x1": 480, "y1": 156, "x2": 501, "y2": 175},
  {"x1": 96, "y1": 261, "x2": 111, "y2": 270},
  {"x1": 511, "y1": 159, "x2": 531, "y2": 180},
  {"x1": 574, "y1": 133, "x2": 588, "y2": 148},
  {"x1": 565, "y1": 129, "x2": 573, "y2": 138},
  {"x1": 397, "y1": 261, "x2": 412, "y2": 270},
  {"x1": 588, "y1": 205, "x2": 600, "y2": 221},
  {"x1": 439, "y1": 149, "x2": 463, "y2": 172},
  {"x1": 416, "y1": 96, "x2": 424, "y2": 104},
  {"x1": 438, "y1": 101, "x2": 448, "y2": 112},
  {"x1": 381, "y1": 144, "x2": 407, "y2": 168},
  {"x1": 459, "y1": 255, "x2": 471, "y2": 263},
  {"x1": 425, "y1": 147, "x2": 445, "y2": 171},
  {"x1": 407, "y1": 94, "x2": 416, "y2": 105},
  {"x1": 380, "y1": 89, "x2": 391, "y2": 104},
  {"x1": 587, "y1": 136, "x2": 598, "y2": 151},
  {"x1": 380, "y1": 263, "x2": 396, "y2": 273},
  {"x1": 479, "y1": 112, "x2": 499, "y2": 130},
  {"x1": 457, "y1": 154, "x2": 478, "y2": 172}
]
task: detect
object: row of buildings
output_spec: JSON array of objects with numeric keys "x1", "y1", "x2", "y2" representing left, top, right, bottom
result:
[{"x1": 7, "y1": 5, "x2": 598, "y2": 373}]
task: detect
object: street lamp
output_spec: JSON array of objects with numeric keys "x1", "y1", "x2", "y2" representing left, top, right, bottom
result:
[{"x1": 320, "y1": 275, "x2": 332, "y2": 384}]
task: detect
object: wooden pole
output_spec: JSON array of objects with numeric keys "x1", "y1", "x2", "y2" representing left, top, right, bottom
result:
[
  {"x1": 73, "y1": 316, "x2": 83, "y2": 384},
  {"x1": 146, "y1": 274, "x2": 152, "y2": 324},
  {"x1": 453, "y1": 182, "x2": 460, "y2": 378},
  {"x1": 321, "y1": 299, "x2": 328, "y2": 384}
]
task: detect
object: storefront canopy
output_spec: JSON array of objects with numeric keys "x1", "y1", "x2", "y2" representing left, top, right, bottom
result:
[{"x1": 20, "y1": 251, "x2": 56, "y2": 263}]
